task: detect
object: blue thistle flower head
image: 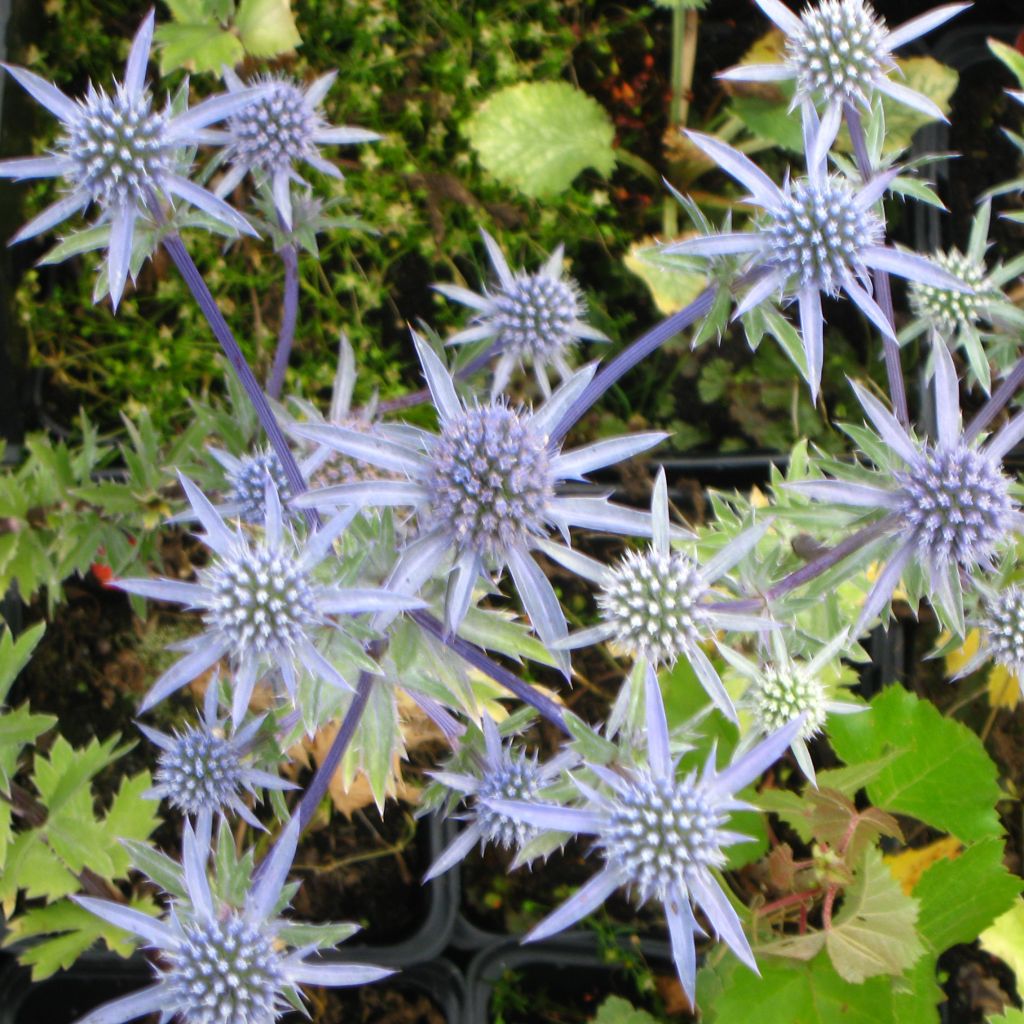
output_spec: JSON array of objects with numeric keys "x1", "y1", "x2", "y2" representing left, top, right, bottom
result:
[
  {"x1": 663, "y1": 107, "x2": 972, "y2": 400},
  {"x1": 487, "y1": 665, "x2": 806, "y2": 1003},
  {"x1": 554, "y1": 468, "x2": 776, "y2": 722},
  {"x1": 72, "y1": 818, "x2": 392, "y2": 1024},
  {"x1": 979, "y1": 586, "x2": 1024, "y2": 685},
  {"x1": 212, "y1": 70, "x2": 380, "y2": 228},
  {"x1": 787, "y1": 341, "x2": 1024, "y2": 634},
  {"x1": 116, "y1": 474, "x2": 423, "y2": 724},
  {"x1": 140, "y1": 676, "x2": 296, "y2": 847},
  {"x1": 291, "y1": 335, "x2": 667, "y2": 666},
  {"x1": 720, "y1": 0, "x2": 969, "y2": 145},
  {"x1": 0, "y1": 11, "x2": 260, "y2": 307},
  {"x1": 424, "y1": 714, "x2": 576, "y2": 880},
  {"x1": 436, "y1": 230, "x2": 608, "y2": 397}
]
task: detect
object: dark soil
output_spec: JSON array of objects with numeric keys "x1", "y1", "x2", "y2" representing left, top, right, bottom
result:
[
  {"x1": 289, "y1": 802, "x2": 431, "y2": 945},
  {"x1": 307, "y1": 980, "x2": 448, "y2": 1024}
]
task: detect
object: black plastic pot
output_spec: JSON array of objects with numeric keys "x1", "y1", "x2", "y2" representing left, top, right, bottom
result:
[
  {"x1": 462, "y1": 934, "x2": 676, "y2": 1024},
  {"x1": 0, "y1": 952, "x2": 465, "y2": 1024}
]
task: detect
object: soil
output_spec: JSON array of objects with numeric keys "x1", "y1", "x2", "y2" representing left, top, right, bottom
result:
[
  {"x1": 289, "y1": 802, "x2": 431, "y2": 945},
  {"x1": 307, "y1": 981, "x2": 449, "y2": 1024}
]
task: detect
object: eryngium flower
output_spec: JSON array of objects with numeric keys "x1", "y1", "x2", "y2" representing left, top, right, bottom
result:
[
  {"x1": 788, "y1": 341, "x2": 1024, "y2": 633},
  {"x1": 435, "y1": 230, "x2": 608, "y2": 397},
  {"x1": 72, "y1": 818, "x2": 391, "y2": 1024},
  {"x1": 720, "y1": 0, "x2": 968, "y2": 154},
  {"x1": 0, "y1": 12, "x2": 257, "y2": 306},
  {"x1": 117, "y1": 474, "x2": 422, "y2": 723},
  {"x1": 663, "y1": 110, "x2": 967, "y2": 399},
  {"x1": 951, "y1": 585, "x2": 1024, "y2": 697},
  {"x1": 424, "y1": 714, "x2": 575, "y2": 880},
  {"x1": 291, "y1": 335, "x2": 666, "y2": 664},
  {"x1": 548, "y1": 469, "x2": 774, "y2": 721},
  {"x1": 210, "y1": 70, "x2": 380, "y2": 228},
  {"x1": 140, "y1": 676, "x2": 295, "y2": 848},
  {"x1": 725, "y1": 630, "x2": 863, "y2": 783},
  {"x1": 488, "y1": 665, "x2": 804, "y2": 1003},
  {"x1": 902, "y1": 201, "x2": 1024, "y2": 394}
]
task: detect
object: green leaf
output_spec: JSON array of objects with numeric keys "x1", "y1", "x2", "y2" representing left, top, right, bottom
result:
[
  {"x1": 154, "y1": 23, "x2": 245, "y2": 74},
  {"x1": 826, "y1": 848, "x2": 924, "y2": 983},
  {"x1": 0, "y1": 703, "x2": 56, "y2": 788},
  {"x1": 235, "y1": 0, "x2": 301, "y2": 57},
  {"x1": 591, "y1": 996, "x2": 661, "y2": 1024},
  {"x1": 828, "y1": 686, "x2": 1003, "y2": 842},
  {"x1": 464, "y1": 81, "x2": 616, "y2": 197},
  {"x1": 33, "y1": 734, "x2": 129, "y2": 818},
  {"x1": 981, "y1": 898, "x2": 1024, "y2": 987},
  {"x1": 914, "y1": 838, "x2": 1022, "y2": 952},
  {"x1": 0, "y1": 623, "x2": 45, "y2": 702},
  {"x1": 876, "y1": 58, "x2": 958, "y2": 153},
  {"x1": 989, "y1": 38, "x2": 1024, "y2": 89},
  {"x1": 623, "y1": 240, "x2": 708, "y2": 314},
  {"x1": 814, "y1": 750, "x2": 903, "y2": 798},
  {"x1": 731, "y1": 94, "x2": 803, "y2": 153}
]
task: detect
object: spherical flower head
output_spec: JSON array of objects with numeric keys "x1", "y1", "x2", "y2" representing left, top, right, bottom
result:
[
  {"x1": 202, "y1": 543, "x2": 317, "y2": 658},
  {"x1": 229, "y1": 449, "x2": 293, "y2": 522},
  {"x1": 63, "y1": 86, "x2": 171, "y2": 207},
  {"x1": 895, "y1": 441, "x2": 1014, "y2": 573},
  {"x1": 475, "y1": 751, "x2": 546, "y2": 850},
  {"x1": 603, "y1": 772, "x2": 727, "y2": 905},
  {"x1": 425, "y1": 401, "x2": 553, "y2": 559},
  {"x1": 228, "y1": 77, "x2": 317, "y2": 176},
  {"x1": 169, "y1": 911, "x2": 282, "y2": 1024},
  {"x1": 597, "y1": 548, "x2": 709, "y2": 664},
  {"x1": 909, "y1": 248, "x2": 994, "y2": 335},
  {"x1": 766, "y1": 175, "x2": 884, "y2": 296},
  {"x1": 981, "y1": 585, "x2": 1024, "y2": 679},
  {"x1": 788, "y1": 0, "x2": 889, "y2": 109},
  {"x1": 749, "y1": 665, "x2": 828, "y2": 740},
  {"x1": 491, "y1": 273, "x2": 584, "y2": 362},
  {"x1": 156, "y1": 724, "x2": 244, "y2": 818}
]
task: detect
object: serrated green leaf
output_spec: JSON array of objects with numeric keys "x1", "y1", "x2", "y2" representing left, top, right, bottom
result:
[
  {"x1": 0, "y1": 623, "x2": 45, "y2": 701},
  {"x1": 814, "y1": 750, "x2": 904, "y2": 797},
  {"x1": 34, "y1": 734, "x2": 129, "y2": 818},
  {"x1": 828, "y1": 686, "x2": 1003, "y2": 842},
  {"x1": 236, "y1": 0, "x2": 301, "y2": 57},
  {"x1": 0, "y1": 704, "x2": 56, "y2": 787},
  {"x1": 826, "y1": 848, "x2": 924, "y2": 983},
  {"x1": 0, "y1": 831, "x2": 78, "y2": 910},
  {"x1": 623, "y1": 240, "x2": 708, "y2": 314},
  {"x1": 591, "y1": 995, "x2": 661, "y2": 1024},
  {"x1": 154, "y1": 23, "x2": 245, "y2": 74},
  {"x1": 914, "y1": 838, "x2": 1022, "y2": 952},
  {"x1": 989, "y1": 39, "x2": 1024, "y2": 89},
  {"x1": 464, "y1": 81, "x2": 615, "y2": 197},
  {"x1": 103, "y1": 772, "x2": 161, "y2": 878}
]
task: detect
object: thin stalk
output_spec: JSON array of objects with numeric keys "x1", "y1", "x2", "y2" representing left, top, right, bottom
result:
[
  {"x1": 549, "y1": 285, "x2": 718, "y2": 445},
  {"x1": 149, "y1": 202, "x2": 319, "y2": 528},
  {"x1": 664, "y1": 5, "x2": 700, "y2": 238},
  {"x1": 267, "y1": 242, "x2": 299, "y2": 399},
  {"x1": 844, "y1": 103, "x2": 909, "y2": 428},
  {"x1": 966, "y1": 357, "x2": 1024, "y2": 441},
  {"x1": 410, "y1": 609, "x2": 569, "y2": 734}
]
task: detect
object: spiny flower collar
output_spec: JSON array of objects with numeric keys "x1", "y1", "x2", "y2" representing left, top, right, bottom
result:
[
  {"x1": 0, "y1": 11, "x2": 260, "y2": 306},
  {"x1": 487, "y1": 664, "x2": 805, "y2": 1004},
  {"x1": 291, "y1": 334, "x2": 667, "y2": 669},
  {"x1": 72, "y1": 818, "x2": 391, "y2": 1024},
  {"x1": 663, "y1": 106, "x2": 969, "y2": 400}
]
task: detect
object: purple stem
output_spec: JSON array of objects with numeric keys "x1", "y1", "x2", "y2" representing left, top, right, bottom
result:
[
  {"x1": 844, "y1": 103, "x2": 909, "y2": 429},
  {"x1": 549, "y1": 286, "x2": 718, "y2": 445},
  {"x1": 966, "y1": 358, "x2": 1024, "y2": 441},
  {"x1": 410, "y1": 609, "x2": 569, "y2": 734},
  {"x1": 374, "y1": 346, "x2": 497, "y2": 416},
  {"x1": 267, "y1": 243, "x2": 299, "y2": 399},
  {"x1": 153, "y1": 217, "x2": 320, "y2": 529}
]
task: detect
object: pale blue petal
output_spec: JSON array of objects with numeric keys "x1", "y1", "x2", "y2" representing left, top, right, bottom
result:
[
  {"x1": 848, "y1": 380, "x2": 917, "y2": 463},
  {"x1": 423, "y1": 822, "x2": 485, "y2": 881},
  {"x1": 318, "y1": 587, "x2": 425, "y2": 615},
  {"x1": 72, "y1": 896, "x2": 174, "y2": 948},
  {"x1": 931, "y1": 339, "x2": 961, "y2": 451},
  {"x1": 552, "y1": 432, "x2": 667, "y2": 480},
  {"x1": 298, "y1": 642, "x2": 352, "y2": 692},
  {"x1": 644, "y1": 662, "x2": 672, "y2": 779},
  {"x1": 534, "y1": 537, "x2": 609, "y2": 586},
  {"x1": 531, "y1": 363, "x2": 598, "y2": 437},
  {"x1": 507, "y1": 546, "x2": 569, "y2": 674},
  {"x1": 709, "y1": 713, "x2": 805, "y2": 797},
  {"x1": 291, "y1": 423, "x2": 426, "y2": 475},
  {"x1": 0, "y1": 155, "x2": 70, "y2": 179},
  {"x1": 854, "y1": 168, "x2": 902, "y2": 211},
  {"x1": 526, "y1": 867, "x2": 626, "y2": 943},
  {"x1": 179, "y1": 473, "x2": 236, "y2": 556},
  {"x1": 231, "y1": 658, "x2": 259, "y2": 726},
  {"x1": 298, "y1": 508, "x2": 357, "y2": 571},
  {"x1": 303, "y1": 70, "x2": 337, "y2": 107},
  {"x1": 106, "y1": 206, "x2": 136, "y2": 309},
  {"x1": 72, "y1": 985, "x2": 168, "y2": 1024},
  {"x1": 661, "y1": 232, "x2": 765, "y2": 257},
  {"x1": 685, "y1": 131, "x2": 783, "y2": 212},
  {"x1": 486, "y1": 799, "x2": 605, "y2": 837},
  {"x1": 445, "y1": 550, "x2": 482, "y2": 634},
  {"x1": 551, "y1": 622, "x2": 617, "y2": 651},
  {"x1": 784, "y1": 478, "x2": 899, "y2": 508},
  {"x1": 986, "y1": 409, "x2": 1024, "y2": 462},
  {"x1": 841, "y1": 271, "x2": 897, "y2": 342},
  {"x1": 873, "y1": 75, "x2": 946, "y2": 121},
  {"x1": 114, "y1": 578, "x2": 204, "y2": 606},
  {"x1": 163, "y1": 173, "x2": 256, "y2": 236},
  {"x1": 182, "y1": 822, "x2": 214, "y2": 919},
  {"x1": 124, "y1": 11, "x2": 154, "y2": 99},
  {"x1": 708, "y1": 609, "x2": 779, "y2": 633},
  {"x1": 733, "y1": 267, "x2": 788, "y2": 318},
  {"x1": 651, "y1": 467, "x2": 670, "y2": 558},
  {"x1": 287, "y1": 961, "x2": 394, "y2": 987},
  {"x1": 753, "y1": 0, "x2": 803, "y2": 35},
  {"x1": 718, "y1": 62, "x2": 793, "y2": 83},
  {"x1": 168, "y1": 87, "x2": 270, "y2": 140},
  {"x1": 313, "y1": 125, "x2": 381, "y2": 145},
  {"x1": 688, "y1": 869, "x2": 757, "y2": 969},
  {"x1": 544, "y1": 496, "x2": 666, "y2": 538},
  {"x1": 798, "y1": 285, "x2": 824, "y2": 400},
  {"x1": 140, "y1": 639, "x2": 230, "y2": 713},
  {"x1": 861, "y1": 246, "x2": 969, "y2": 291},
  {"x1": 433, "y1": 282, "x2": 493, "y2": 312},
  {"x1": 665, "y1": 885, "x2": 702, "y2": 1003},
  {"x1": 293, "y1": 479, "x2": 426, "y2": 510},
  {"x1": 481, "y1": 228, "x2": 514, "y2": 289},
  {"x1": 854, "y1": 540, "x2": 914, "y2": 634},
  {"x1": 412, "y1": 331, "x2": 463, "y2": 423},
  {"x1": 885, "y1": 3, "x2": 970, "y2": 50},
  {"x1": 1, "y1": 63, "x2": 79, "y2": 122},
  {"x1": 249, "y1": 815, "x2": 301, "y2": 920},
  {"x1": 687, "y1": 643, "x2": 739, "y2": 723},
  {"x1": 11, "y1": 190, "x2": 89, "y2": 243},
  {"x1": 136, "y1": 722, "x2": 176, "y2": 752}
]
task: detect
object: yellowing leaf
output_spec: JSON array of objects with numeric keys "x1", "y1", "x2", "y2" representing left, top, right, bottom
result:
[
  {"x1": 944, "y1": 628, "x2": 981, "y2": 677},
  {"x1": 624, "y1": 238, "x2": 708, "y2": 314},
  {"x1": 981, "y1": 898, "x2": 1024, "y2": 987},
  {"x1": 988, "y1": 664, "x2": 1020, "y2": 709},
  {"x1": 865, "y1": 561, "x2": 908, "y2": 602},
  {"x1": 826, "y1": 848, "x2": 925, "y2": 983},
  {"x1": 885, "y1": 837, "x2": 962, "y2": 896},
  {"x1": 236, "y1": 0, "x2": 301, "y2": 57}
]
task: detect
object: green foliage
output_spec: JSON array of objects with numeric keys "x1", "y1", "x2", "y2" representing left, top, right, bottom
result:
[
  {"x1": 828, "y1": 686, "x2": 1004, "y2": 842},
  {"x1": 591, "y1": 996, "x2": 661, "y2": 1024},
  {"x1": 155, "y1": 0, "x2": 301, "y2": 73},
  {"x1": 464, "y1": 81, "x2": 617, "y2": 197}
]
